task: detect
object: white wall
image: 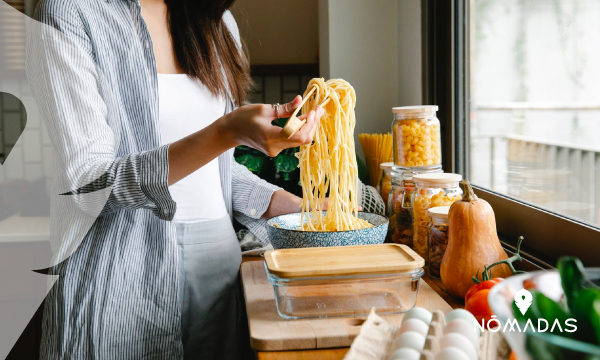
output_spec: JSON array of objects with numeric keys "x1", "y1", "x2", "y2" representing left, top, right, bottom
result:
[
  {"x1": 319, "y1": 0, "x2": 422, "y2": 158},
  {"x1": 397, "y1": 0, "x2": 423, "y2": 106}
]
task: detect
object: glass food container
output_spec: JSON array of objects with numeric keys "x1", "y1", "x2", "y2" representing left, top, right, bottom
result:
[
  {"x1": 264, "y1": 244, "x2": 425, "y2": 319},
  {"x1": 388, "y1": 166, "x2": 442, "y2": 247},
  {"x1": 428, "y1": 206, "x2": 450, "y2": 279},
  {"x1": 412, "y1": 173, "x2": 463, "y2": 265},
  {"x1": 379, "y1": 162, "x2": 394, "y2": 212},
  {"x1": 392, "y1": 106, "x2": 441, "y2": 168}
]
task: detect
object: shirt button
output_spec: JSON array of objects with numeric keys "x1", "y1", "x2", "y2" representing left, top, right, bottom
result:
[{"x1": 250, "y1": 209, "x2": 257, "y2": 216}]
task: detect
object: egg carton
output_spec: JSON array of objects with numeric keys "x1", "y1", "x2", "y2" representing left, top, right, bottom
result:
[{"x1": 344, "y1": 308, "x2": 512, "y2": 360}]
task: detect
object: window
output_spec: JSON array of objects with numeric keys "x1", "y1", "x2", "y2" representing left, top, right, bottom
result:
[
  {"x1": 1, "y1": 0, "x2": 26, "y2": 76},
  {"x1": 423, "y1": 0, "x2": 600, "y2": 266},
  {"x1": 470, "y1": 0, "x2": 600, "y2": 228}
]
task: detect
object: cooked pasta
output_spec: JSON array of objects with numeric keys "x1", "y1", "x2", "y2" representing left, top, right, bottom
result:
[{"x1": 296, "y1": 78, "x2": 371, "y2": 231}]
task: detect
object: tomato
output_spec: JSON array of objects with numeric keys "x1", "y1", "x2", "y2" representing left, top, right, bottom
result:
[
  {"x1": 464, "y1": 278, "x2": 504, "y2": 326},
  {"x1": 465, "y1": 278, "x2": 504, "y2": 304},
  {"x1": 523, "y1": 278, "x2": 537, "y2": 291},
  {"x1": 465, "y1": 289, "x2": 493, "y2": 324}
]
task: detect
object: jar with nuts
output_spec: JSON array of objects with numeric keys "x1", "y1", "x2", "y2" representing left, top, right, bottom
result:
[
  {"x1": 379, "y1": 162, "x2": 394, "y2": 214},
  {"x1": 412, "y1": 173, "x2": 462, "y2": 265},
  {"x1": 388, "y1": 166, "x2": 442, "y2": 247},
  {"x1": 428, "y1": 206, "x2": 450, "y2": 279}
]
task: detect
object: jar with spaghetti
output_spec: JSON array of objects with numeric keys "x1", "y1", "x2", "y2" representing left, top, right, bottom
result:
[
  {"x1": 388, "y1": 166, "x2": 442, "y2": 247},
  {"x1": 379, "y1": 162, "x2": 394, "y2": 213},
  {"x1": 412, "y1": 173, "x2": 462, "y2": 265},
  {"x1": 428, "y1": 206, "x2": 450, "y2": 279},
  {"x1": 392, "y1": 106, "x2": 441, "y2": 168}
]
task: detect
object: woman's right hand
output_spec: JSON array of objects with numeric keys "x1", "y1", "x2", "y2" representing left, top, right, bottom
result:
[{"x1": 220, "y1": 95, "x2": 325, "y2": 157}]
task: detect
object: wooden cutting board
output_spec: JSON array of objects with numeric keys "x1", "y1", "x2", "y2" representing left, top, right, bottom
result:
[{"x1": 241, "y1": 260, "x2": 453, "y2": 352}]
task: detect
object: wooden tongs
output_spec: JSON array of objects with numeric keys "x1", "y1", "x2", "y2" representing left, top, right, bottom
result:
[{"x1": 280, "y1": 86, "x2": 331, "y2": 139}]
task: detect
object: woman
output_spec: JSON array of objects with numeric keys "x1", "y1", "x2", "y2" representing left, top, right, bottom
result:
[{"x1": 27, "y1": 0, "x2": 323, "y2": 359}]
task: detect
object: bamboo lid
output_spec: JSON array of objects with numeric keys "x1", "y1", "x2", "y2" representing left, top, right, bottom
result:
[{"x1": 264, "y1": 244, "x2": 425, "y2": 278}]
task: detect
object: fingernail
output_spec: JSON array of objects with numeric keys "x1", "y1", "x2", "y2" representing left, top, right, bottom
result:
[{"x1": 317, "y1": 107, "x2": 325, "y2": 117}]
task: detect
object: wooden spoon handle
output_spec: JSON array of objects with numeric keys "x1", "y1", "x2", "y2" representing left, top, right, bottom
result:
[
  {"x1": 280, "y1": 86, "x2": 317, "y2": 139},
  {"x1": 318, "y1": 96, "x2": 331, "y2": 108}
]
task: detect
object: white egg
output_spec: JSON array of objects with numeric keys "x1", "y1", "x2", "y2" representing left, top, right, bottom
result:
[
  {"x1": 397, "y1": 318, "x2": 429, "y2": 337},
  {"x1": 391, "y1": 331, "x2": 426, "y2": 352},
  {"x1": 444, "y1": 319, "x2": 480, "y2": 350},
  {"x1": 445, "y1": 309, "x2": 477, "y2": 329},
  {"x1": 439, "y1": 333, "x2": 478, "y2": 360},
  {"x1": 389, "y1": 347, "x2": 421, "y2": 360},
  {"x1": 402, "y1": 307, "x2": 433, "y2": 325},
  {"x1": 435, "y1": 347, "x2": 470, "y2": 360}
]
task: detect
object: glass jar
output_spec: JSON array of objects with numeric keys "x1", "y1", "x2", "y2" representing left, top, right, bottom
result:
[
  {"x1": 428, "y1": 206, "x2": 450, "y2": 279},
  {"x1": 412, "y1": 173, "x2": 463, "y2": 265},
  {"x1": 388, "y1": 166, "x2": 442, "y2": 247},
  {"x1": 392, "y1": 106, "x2": 441, "y2": 168},
  {"x1": 379, "y1": 162, "x2": 394, "y2": 213}
]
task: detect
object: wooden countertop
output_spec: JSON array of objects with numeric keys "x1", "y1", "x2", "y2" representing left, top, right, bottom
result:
[{"x1": 240, "y1": 258, "x2": 454, "y2": 352}]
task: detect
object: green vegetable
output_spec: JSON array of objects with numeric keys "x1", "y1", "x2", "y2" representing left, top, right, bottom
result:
[
  {"x1": 511, "y1": 256, "x2": 600, "y2": 359},
  {"x1": 558, "y1": 257, "x2": 587, "y2": 311},
  {"x1": 571, "y1": 288, "x2": 600, "y2": 344},
  {"x1": 513, "y1": 290, "x2": 569, "y2": 332}
]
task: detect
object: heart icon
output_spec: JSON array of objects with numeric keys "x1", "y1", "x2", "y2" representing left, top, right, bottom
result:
[{"x1": 0, "y1": 92, "x2": 27, "y2": 165}]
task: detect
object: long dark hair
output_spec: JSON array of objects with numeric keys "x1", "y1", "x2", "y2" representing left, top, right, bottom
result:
[{"x1": 165, "y1": 0, "x2": 252, "y2": 106}]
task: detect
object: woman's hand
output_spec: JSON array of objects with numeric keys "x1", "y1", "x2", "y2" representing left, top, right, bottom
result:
[
  {"x1": 167, "y1": 95, "x2": 322, "y2": 186},
  {"x1": 219, "y1": 96, "x2": 325, "y2": 157}
]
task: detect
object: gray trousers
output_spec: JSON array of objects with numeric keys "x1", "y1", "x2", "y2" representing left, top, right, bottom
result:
[{"x1": 175, "y1": 217, "x2": 245, "y2": 360}]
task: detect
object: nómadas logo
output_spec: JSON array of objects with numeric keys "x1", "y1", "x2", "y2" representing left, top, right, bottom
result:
[{"x1": 475, "y1": 289, "x2": 578, "y2": 333}]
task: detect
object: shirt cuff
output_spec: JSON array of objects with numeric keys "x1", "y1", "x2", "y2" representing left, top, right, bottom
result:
[
  {"x1": 139, "y1": 144, "x2": 177, "y2": 221},
  {"x1": 244, "y1": 179, "x2": 281, "y2": 219}
]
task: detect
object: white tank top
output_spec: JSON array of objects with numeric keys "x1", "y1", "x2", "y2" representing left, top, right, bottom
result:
[{"x1": 158, "y1": 73, "x2": 228, "y2": 223}]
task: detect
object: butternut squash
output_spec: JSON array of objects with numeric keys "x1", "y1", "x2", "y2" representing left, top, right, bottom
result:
[{"x1": 440, "y1": 179, "x2": 511, "y2": 299}]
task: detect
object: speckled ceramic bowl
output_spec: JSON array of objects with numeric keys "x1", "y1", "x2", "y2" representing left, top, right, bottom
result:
[{"x1": 266, "y1": 212, "x2": 388, "y2": 249}]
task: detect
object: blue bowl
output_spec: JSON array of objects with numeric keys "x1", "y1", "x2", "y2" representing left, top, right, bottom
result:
[{"x1": 266, "y1": 212, "x2": 389, "y2": 249}]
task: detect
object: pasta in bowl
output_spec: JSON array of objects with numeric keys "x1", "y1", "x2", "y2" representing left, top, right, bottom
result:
[{"x1": 266, "y1": 212, "x2": 388, "y2": 249}]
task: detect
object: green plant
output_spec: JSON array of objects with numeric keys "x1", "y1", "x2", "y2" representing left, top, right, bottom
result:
[
  {"x1": 234, "y1": 118, "x2": 301, "y2": 195},
  {"x1": 235, "y1": 144, "x2": 302, "y2": 196}
]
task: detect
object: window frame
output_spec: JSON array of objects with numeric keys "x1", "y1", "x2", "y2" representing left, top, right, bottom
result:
[{"x1": 421, "y1": 0, "x2": 600, "y2": 267}]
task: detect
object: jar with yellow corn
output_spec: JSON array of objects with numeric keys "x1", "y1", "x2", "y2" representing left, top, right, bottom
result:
[
  {"x1": 392, "y1": 106, "x2": 441, "y2": 168},
  {"x1": 387, "y1": 166, "x2": 442, "y2": 247},
  {"x1": 412, "y1": 173, "x2": 462, "y2": 265}
]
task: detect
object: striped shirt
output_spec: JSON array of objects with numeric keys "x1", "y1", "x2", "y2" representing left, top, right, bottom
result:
[{"x1": 26, "y1": 0, "x2": 279, "y2": 358}]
